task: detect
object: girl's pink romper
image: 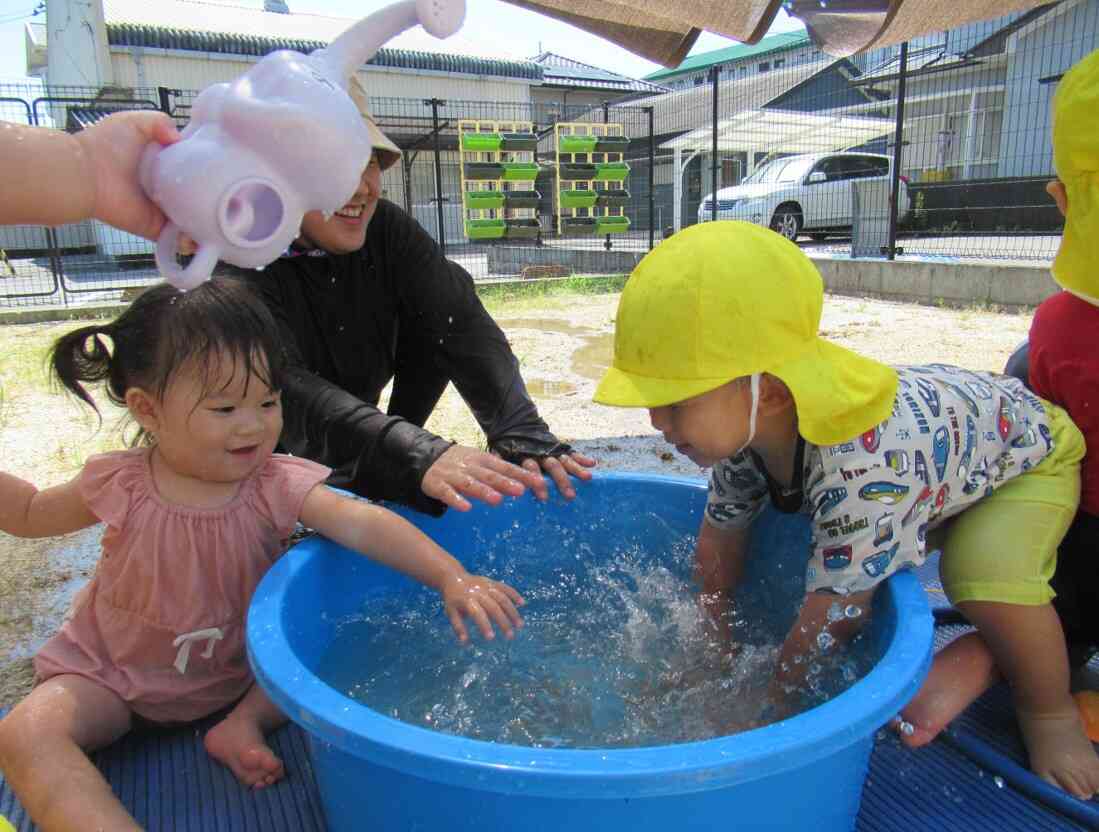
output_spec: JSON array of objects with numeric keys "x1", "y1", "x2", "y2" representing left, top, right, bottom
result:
[{"x1": 34, "y1": 448, "x2": 331, "y2": 723}]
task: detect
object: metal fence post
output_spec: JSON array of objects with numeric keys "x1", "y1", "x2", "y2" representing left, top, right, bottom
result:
[
  {"x1": 426, "y1": 97, "x2": 447, "y2": 257},
  {"x1": 647, "y1": 105, "x2": 655, "y2": 250},
  {"x1": 602, "y1": 101, "x2": 612, "y2": 251},
  {"x1": 887, "y1": 42, "x2": 909, "y2": 260},
  {"x1": 710, "y1": 65, "x2": 720, "y2": 223}
]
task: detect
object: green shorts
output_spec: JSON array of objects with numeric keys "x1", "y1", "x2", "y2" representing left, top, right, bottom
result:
[{"x1": 938, "y1": 400, "x2": 1084, "y2": 606}]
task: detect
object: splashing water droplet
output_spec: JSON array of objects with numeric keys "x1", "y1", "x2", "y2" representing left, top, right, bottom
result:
[
  {"x1": 816, "y1": 631, "x2": 835, "y2": 652},
  {"x1": 322, "y1": 211, "x2": 333, "y2": 222},
  {"x1": 827, "y1": 602, "x2": 844, "y2": 623},
  {"x1": 845, "y1": 604, "x2": 863, "y2": 619},
  {"x1": 898, "y1": 719, "x2": 915, "y2": 736},
  {"x1": 993, "y1": 776, "x2": 1005, "y2": 789}
]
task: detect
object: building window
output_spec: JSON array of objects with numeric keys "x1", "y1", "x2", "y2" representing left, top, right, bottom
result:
[
  {"x1": 758, "y1": 61, "x2": 770, "y2": 73},
  {"x1": 694, "y1": 75, "x2": 704, "y2": 86},
  {"x1": 774, "y1": 58, "x2": 785, "y2": 68}
]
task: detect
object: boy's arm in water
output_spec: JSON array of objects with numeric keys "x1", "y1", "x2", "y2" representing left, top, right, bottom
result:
[
  {"x1": 298, "y1": 485, "x2": 525, "y2": 644},
  {"x1": 0, "y1": 112, "x2": 181, "y2": 237},
  {"x1": 771, "y1": 586, "x2": 877, "y2": 712},
  {"x1": 0, "y1": 472, "x2": 99, "y2": 538},
  {"x1": 694, "y1": 520, "x2": 752, "y2": 647}
]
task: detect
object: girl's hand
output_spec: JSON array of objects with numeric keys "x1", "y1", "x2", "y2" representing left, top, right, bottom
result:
[{"x1": 440, "y1": 572, "x2": 525, "y2": 644}]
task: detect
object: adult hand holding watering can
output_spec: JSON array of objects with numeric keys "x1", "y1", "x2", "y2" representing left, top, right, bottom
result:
[{"x1": 140, "y1": 0, "x2": 466, "y2": 290}]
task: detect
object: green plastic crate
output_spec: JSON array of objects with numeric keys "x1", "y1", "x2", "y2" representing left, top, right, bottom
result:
[
  {"x1": 460, "y1": 133, "x2": 502, "y2": 152},
  {"x1": 500, "y1": 133, "x2": 537, "y2": 151},
  {"x1": 505, "y1": 219, "x2": 541, "y2": 239},
  {"x1": 559, "y1": 135, "x2": 598, "y2": 154},
  {"x1": 559, "y1": 163, "x2": 598, "y2": 180},
  {"x1": 594, "y1": 162, "x2": 630, "y2": 181},
  {"x1": 465, "y1": 162, "x2": 505, "y2": 180},
  {"x1": 594, "y1": 136, "x2": 630, "y2": 152},
  {"x1": 595, "y1": 189, "x2": 630, "y2": 208},
  {"x1": 595, "y1": 216, "x2": 631, "y2": 234},
  {"x1": 465, "y1": 219, "x2": 506, "y2": 240},
  {"x1": 464, "y1": 191, "x2": 505, "y2": 210},
  {"x1": 561, "y1": 217, "x2": 597, "y2": 236},
  {"x1": 559, "y1": 190, "x2": 598, "y2": 209},
  {"x1": 501, "y1": 163, "x2": 541, "y2": 181},
  {"x1": 503, "y1": 190, "x2": 540, "y2": 209}
]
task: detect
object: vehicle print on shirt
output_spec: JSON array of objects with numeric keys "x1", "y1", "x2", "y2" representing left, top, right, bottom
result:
[
  {"x1": 1038, "y1": 423, "x2": 1053, "y2": 453},
  {"x1": 722, "y1": 465, "x2": 763, "y2": 492},
  {"x1": 957, "y1": 416, "x2": 977, "y2": 479},
  {"x1": 1011, "y1": 422, "x2": 1038, "y2": 449},
  {"x1": 874, "y1": 513, "x2": 894, "y2": 546},
  {"x1": 862, "y1": 541, "x2": 901, "y2": 579},
  {"x1": 822, "y1": 544, "x2": 853, "y2": 571},
  {"x1": 962, "y1": 458, "x2": 989, "y2": 496},
  {"x1": 858, "y1": 481, "x2": 910, "y2": 504},
  {"x1": 902, "y1": 484, "x2": 935, "y2": 527},
  {"x1": 991, "y1": 451, "x2": 1016, "y2": 483},
  {"x1": 814, "y1": 487, "x2": 848, "y2": 518},
  {"x1": 915, "y1": 376, "x2": 941, "y2": 417},
  {"x1": 884, "y1": 449, "x2": 909, "y2": 476},
  {"x1": 965, "y1": 377, "x2": 994, "y2": 400},
  {"x1": 861, "y1": 424, "x2": 884, "y2": 453},
  {"x1": 916, "y1": 522, "x2": 928, "y2": 545},
  {"x1": 940, "y1": 381, "x2": 980, "y2": 419},
  {"x1": 913, "y1": 450, "x2": 930, "y2": 486},
  {"x1": 997, "y1": 397, "x2": 1014, "y2": 441},
  {"x1": 929, "y1": 484, "x2": 950, "y2": 521},
  {"x1": 932, "y1": 426, "x2": 950, "y2": 482}
]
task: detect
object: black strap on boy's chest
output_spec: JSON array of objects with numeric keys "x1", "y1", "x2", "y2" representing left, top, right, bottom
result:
[{"x1": 750, "y1": 436, "x2": 807, "y2": 514}]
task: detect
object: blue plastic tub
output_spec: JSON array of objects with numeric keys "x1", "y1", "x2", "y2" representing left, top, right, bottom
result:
[{"x1": 248, "y1": 473, "x2": 932, "y2": 832}]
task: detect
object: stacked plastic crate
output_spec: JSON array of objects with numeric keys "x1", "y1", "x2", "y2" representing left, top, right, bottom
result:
[
  {"x1": 459, "y1": 120, "x2": 541, "y2": 241},
  {"x1": 554, "y1": 123, "x2": 630, "y2": 237}
]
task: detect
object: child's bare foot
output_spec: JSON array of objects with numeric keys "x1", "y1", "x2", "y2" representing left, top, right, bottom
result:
[
  {"x1": 204, "y1": 714, "x2": 285, "y2": 789},
  {"x1": 896, "y1": 632, "x2": 999, "y2": 748},
  {"x1": 1018, "y1": 706, "x2": 1099, "y2": 800}
]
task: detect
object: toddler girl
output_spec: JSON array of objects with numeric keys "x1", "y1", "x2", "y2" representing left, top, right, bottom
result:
[{"x1": 0, "y1": 277, "x2": 524, "y2": 832}]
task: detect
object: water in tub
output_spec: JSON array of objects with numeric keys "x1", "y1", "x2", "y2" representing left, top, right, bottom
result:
[{"x1": 317, "y1": 516, "x2": 877, "y2": 749}]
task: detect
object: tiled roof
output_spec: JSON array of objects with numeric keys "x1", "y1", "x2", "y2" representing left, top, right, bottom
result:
[
  {"x1": 101, "y1": 0, "x2": 542, "y2": 80},
  {"x1": 644, "y1": 31, "x2": 813, "y2": 81},
  {"x1": 529, "y1": 52, "x2": 668, "y2": 94}
]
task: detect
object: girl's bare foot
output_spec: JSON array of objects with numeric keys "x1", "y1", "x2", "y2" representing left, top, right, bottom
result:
[
  {"x1": 1018, "y1": 705, "x2": 1099, "y2": 800},
  {"x1": 896, "y1": 632, "x2": 999, "y2": 747},
  {"x1": 204, "y1": 714, "x2": 284, "y2": 789}
]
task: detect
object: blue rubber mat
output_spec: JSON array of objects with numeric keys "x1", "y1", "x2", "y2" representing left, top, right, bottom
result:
[{"x1": 0, "y1": 704, "x2": 1091, "y2": 831}]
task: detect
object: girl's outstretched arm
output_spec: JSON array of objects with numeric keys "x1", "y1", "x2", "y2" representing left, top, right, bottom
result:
[
  {"x1": 299, "y1": 486, "x2": 525, "y2": 644},
  {"x1": 0, "y1": 472, "x2": 98, "y2": 538}
]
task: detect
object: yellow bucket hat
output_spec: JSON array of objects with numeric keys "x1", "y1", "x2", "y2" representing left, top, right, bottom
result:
[
  {"x1": 1052, "y1": 48, "x2": 1099, "y2": 302},
  {"x1": 594, "y1": 222, "x2": 898, "y2": 447},
  {"x1": 347, "y1": 74, "x2": 403, "y2": 172}
]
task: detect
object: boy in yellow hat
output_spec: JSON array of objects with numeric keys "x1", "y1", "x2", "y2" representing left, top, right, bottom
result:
[{"x1": 595, "y1": 220, "x2": 1099, "y2": 798}]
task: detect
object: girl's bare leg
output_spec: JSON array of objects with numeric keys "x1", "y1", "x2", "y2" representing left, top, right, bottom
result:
[{"x1": 0, "y1": 674, "x2": 137, "y2": 831}]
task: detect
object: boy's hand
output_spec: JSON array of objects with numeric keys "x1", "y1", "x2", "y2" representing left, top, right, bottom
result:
[
  {"x1": 440, "y1": 572, "x2": 525, "y2": 643},
  {"x1": 74, "y1": 110, "x2": 182, "y2": 240}
]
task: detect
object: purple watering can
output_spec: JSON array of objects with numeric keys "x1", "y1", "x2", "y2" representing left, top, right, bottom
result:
[{"x1": 140, "y1": 0, "x2": 465, "y2": 290}]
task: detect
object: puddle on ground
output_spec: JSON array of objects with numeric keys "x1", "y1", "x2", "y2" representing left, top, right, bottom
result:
[
  {"x1": 571, "y1": 333, "x2": 614, "y2": 382},
  {"x1": 526, "y1": 379, "x2": 577, "y2": 398},
  {"x1": 500, "y1": 318, "x2": 616, "y2": 389}
]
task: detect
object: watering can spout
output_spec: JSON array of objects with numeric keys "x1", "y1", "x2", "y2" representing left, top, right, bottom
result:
[
  {"x1": 319, "y1": 0, "x2": 467, "y2": 82},
  {"x1": 141, "y1": 0, "x2": 466, "y2": 291}
]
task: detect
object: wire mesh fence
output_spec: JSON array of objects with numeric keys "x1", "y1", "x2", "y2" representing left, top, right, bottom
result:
[{"x1": 0, "y1": 2, "x2": 1093, "y2": 310}]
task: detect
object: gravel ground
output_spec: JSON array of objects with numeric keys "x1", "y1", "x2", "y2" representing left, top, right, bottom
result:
[{"x1": 0, "y1": 291, "x2": 1033, "y2": 707}]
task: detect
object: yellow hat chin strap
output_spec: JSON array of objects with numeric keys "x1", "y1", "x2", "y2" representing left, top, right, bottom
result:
[{"x1": 735, "y1": 372, "x2": 761, "y2": 456}]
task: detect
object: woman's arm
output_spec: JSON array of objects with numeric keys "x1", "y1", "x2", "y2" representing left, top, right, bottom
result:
[
  {"x1": 0, "y1": 472, "x2": 99, "y2": 538},
  {"x1": 0, "y1": 112, "x2": 180, "y2": 236},
  {"x1": 298, "y1": 486, "x2": 525, "y2": 643}
]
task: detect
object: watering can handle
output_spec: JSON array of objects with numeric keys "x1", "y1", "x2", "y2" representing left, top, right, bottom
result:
[{"x1": 155, "y1": 222, "x2": 221, "y2": 291}]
